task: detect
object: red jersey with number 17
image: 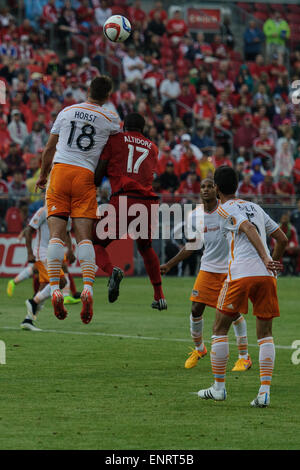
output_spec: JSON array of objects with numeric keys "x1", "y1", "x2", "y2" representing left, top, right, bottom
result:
[{"x1": 100, "y1": 131, "x2": 159, "y2": 197}]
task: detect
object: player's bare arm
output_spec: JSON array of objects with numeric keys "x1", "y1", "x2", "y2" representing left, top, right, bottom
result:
[
  {"x1": 94, "y1": 159, "x2": 108, "y2": 187},
  {"x1": 23, "y1": 225, "x2": 36, "y2": 263},
  {"x1": 270, "y1": 228, "x2": 288, "y2": 261},
  {"x1": 35, "y1": 134, "x2": 59, "y2": 191},
  {"x1": 160, "y1": 244, "x2": 195, "y2": 274},
  {"x1": 239, "y1": 220, "x2": 282, "y2": 274}
]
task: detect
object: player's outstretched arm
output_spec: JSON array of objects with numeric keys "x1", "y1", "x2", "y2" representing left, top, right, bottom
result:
[
  {"x1": 23, "y1": 226, "x2": 36, "y2": 264},
  {"x1": 239, "y1": 220, "x2": 282, "y2": 274},
  {"x1": 160, "y1": 244, "x2": 194, "y2": 274},
  {"x1": 270, "y1": 228, "x2": 288, "y2": 261},
  {"x1": 35, "y1": 134, "x2": 59, "y2": 191}
]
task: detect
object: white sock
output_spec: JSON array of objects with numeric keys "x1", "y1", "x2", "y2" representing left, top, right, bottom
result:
[
  {"x1": 258, "y1": 337, "x2": 275, "y2": 395},
  {"x1": 78, "y1": 240, "x2": 96, "y2": 295},
  {"x1": 190, "y1": 314, "x2": 204, "y2": 351},
  {"x1": 33, "y1": 284, "x2": 51, "y2": 305},
  {"x1": 63, "y1": 275, "x2": 71, "y2": 298},
  {"x1": 233, "y1": 315, "x2": 248, "y2": 359},
  {"x1": 47, "y1": 238, "x2": 65, "y2": 295},
  {"x1": 211, "y1": 335, "x2": 229, "y2": 391},
  {"x1": 14, "y1": 265, "x2": 34, "y2": 284}
]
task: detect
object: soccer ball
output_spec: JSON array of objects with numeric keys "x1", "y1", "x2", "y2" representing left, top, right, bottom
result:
[{"x1": 103, "y1": 15, "x2": 131, "y2": 43}]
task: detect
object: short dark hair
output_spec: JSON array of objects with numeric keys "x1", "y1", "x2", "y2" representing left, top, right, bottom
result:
[
  {"x1": 214, "y1": 166, "x2": 238, "y2": 195},
  {"x1": 124, "y1": 113, "x2": 145, "y2": 133},
  {"x1": 89, "y1": 76, "x2": 113, "y2": 102}
]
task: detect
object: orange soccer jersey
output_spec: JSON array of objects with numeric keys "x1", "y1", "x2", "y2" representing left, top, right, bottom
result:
[
  {"x1": 217, "y1": 276, "x2": 280, "y2": 320},
  {"x1": 46, "y1": 163, "x2": 98, "y2": 219},
  {"x1": 190, "y1": 270, "x2": 227, "y2": 307}
]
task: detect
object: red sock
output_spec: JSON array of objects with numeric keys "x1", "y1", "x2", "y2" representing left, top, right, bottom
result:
[
  {"x1": 94, "y1": 244, "x2": 113, "y2": 276},
  {"x1": 68, "y1": 272, "x2": 77, "y2": 296},
  {"x1": 138, "y1": 242, "x2": 164, "y2": 301}
]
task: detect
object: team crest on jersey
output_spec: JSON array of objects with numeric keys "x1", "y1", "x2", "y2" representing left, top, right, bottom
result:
[
  {"x1": 192, "y1": 290, "x2": 199, "y2": 296},
  {"x1": 229, "y1": 216, "x2": 236, "y2": 226}
]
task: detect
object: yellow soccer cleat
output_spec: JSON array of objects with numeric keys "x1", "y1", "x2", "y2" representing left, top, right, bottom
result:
[
  {"x1": 185, "y1": 346, "x2": 207, "y2": 369},
  {"x1": 64, "y1": 295, "x2": 81, "y2": 305},
  {"x1": 7, "y1": 279, "x2": 15, "y2": 297},
  {"x1": 232, "y1": 355, "x2": 252, "y2": 372}
]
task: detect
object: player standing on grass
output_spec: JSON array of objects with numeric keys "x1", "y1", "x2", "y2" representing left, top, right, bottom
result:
[
  {"x1": 93, "y1": 112, "x2": 167, "y2": 310},
  {"x1": 160, "y1": 178, "x2": 251, "y2": 371},
  {"x1": 197, "y1": 166, "x2": 288, "y2": 407},
  {"x1": 35, "y1": 76, "x2": 120, "y2": 324}
]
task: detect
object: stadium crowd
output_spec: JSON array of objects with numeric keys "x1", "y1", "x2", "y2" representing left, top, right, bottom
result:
[{"x1": 0, "y1": 0, "x2": 300, "y2": 272}]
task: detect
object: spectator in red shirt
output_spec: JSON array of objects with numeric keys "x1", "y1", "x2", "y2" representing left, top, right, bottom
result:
[
  {"x1": 253, "y1": 126, "x2": 276, "y2": 169},
  {"x1": 211, "y1": 145, "x2": 233, "y2": 168},
  {"x1": 234, "y1": 114, "x2": 259, "y2": 152},
  {"x1": 0, "y1": 168, "x2": 9, "y2": 221},
  {"x1": 166, "y1": 9, "x2": 188, "y2": 44},
  {"x1": 237, "y1": 170, "x2": 257, "y2": 200},
  {"x1": 178, "y1": 147, "x2": 199, "y2": 175},
  {"x1": 211, "y1": 34, "x2": 228, "y2": 59},
  {"x1": 275, "y1": 174, "x2": 296, "y2": 204},
  {"x1": 257, "y1": 171, "x2": 277, "y2": 204},
  {"x1": 149, "y1": 1, "x2": 168, "y2": 23},
  {"x1": 279, "y1": 212, "x2": 300, "y2": 275},
  {"x1": 76, "y1": 0, "x2": 94, "y2": 26},
  {"x1": 193, "y1": 90, "x2": 216, "y2": 123},
  {"x1": 129, "y1": 0, "x2": 147, "y2": 28},
  {"x1": 157, "y1": 146, "x2": 178, "y2": 175},
  {"x1": 42, "y1": 0, "x2": 59, "y2": 24},
  {"x1": 248, "y1": 54, "x2": 268, "y2": 81},
  {"x1": 177, "y1": 171, "x2": 201, "y2": 203},
  {"x1": 267, "y1": 54, "x2": 287, "y2": 88}
]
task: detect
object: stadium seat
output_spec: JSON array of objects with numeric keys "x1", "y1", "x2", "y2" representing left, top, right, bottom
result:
[
  {"x1": 286, "y1": 14, "x2": 300, "y2": 24},
  {"x1": 287, "y1": 4, "x2": 300, "y2": 14},
  {"x1": 236, "y1": 3, "x2": 253, "y2": 13},
  {"x1": 254, "y1": 3, "x2": 269, "y2": 13},
  {"x1": 269, "y1": 4, "x2": 286, "y2": 14},
  {"x1": 5, "y1": 207, "x2": 23, "y2": 234},
  {"x1": 253, "y1": 11, "x2": 269, "y2": 21},
  {"x1": 110, "y1": 6, "x2": 127, "y2": 15}
]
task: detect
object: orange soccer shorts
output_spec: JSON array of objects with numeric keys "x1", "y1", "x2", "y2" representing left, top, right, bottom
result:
[
  {"x1": 190, "y1": 270, "x2": 227, "y2": 308},
  {"x1": 217, "y1": 276, "x2": 280, "y2": 320},
  {"x1": 34, "y1": 260, "x2": 64, "y2": 284},
  {"x1": 46, "y1": 163, "x2": 97, "y2": 219}
]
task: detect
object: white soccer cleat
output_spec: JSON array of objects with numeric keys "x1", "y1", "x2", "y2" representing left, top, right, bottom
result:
[
  {"x1": 20, "y1": 319, "x2": 42, "y2": 332},
  {"x1": 251, "y1": 392, "x2": 270, "y2": 408},
  {"x1": 197, "y1": 385, "x2": 227, "y2": 401}
]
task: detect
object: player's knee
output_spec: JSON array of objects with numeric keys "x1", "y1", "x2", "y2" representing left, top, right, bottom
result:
[
  {"x1": 59, "y1": 277, "x2": 67, "y2": 290},
  {"x1": 191, "y1": 302, "x2": 205, "y2": 319}
]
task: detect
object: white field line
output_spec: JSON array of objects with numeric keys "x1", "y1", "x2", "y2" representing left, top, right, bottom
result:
[{"x1": 0, "y1": 326, "x2": 294, "y2": 350}]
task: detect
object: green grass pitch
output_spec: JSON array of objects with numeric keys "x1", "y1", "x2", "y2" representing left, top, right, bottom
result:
[{"x1": 0, "y1": 276, "x2": 299, "y2": 450}]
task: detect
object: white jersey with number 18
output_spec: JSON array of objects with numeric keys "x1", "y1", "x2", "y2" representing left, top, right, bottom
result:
[{"x1": 51, "y1": 102, "x2": 120, "y2": 173}]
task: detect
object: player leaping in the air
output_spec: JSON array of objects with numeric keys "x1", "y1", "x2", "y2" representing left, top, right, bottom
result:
[
  {"x1": 160, "y1": 178, "x2": 251, "y2": 371},
  {"x1": 93, "y1": 112, "x2": 167, "y2": 310},
  {"x1": 35, "y1": 76, "x2": 120, "y2": 324},
  {"x1": 20, "y1": 205, "x2": 76, "y2": 331},
  {"x1": 197, "y1": 166, "x2": 287, "y2": 407}
]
